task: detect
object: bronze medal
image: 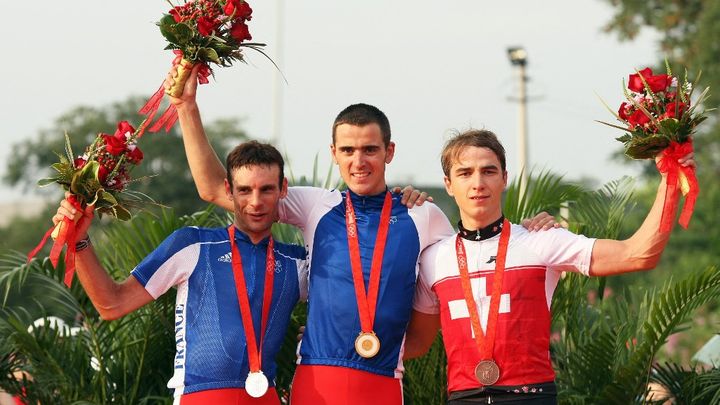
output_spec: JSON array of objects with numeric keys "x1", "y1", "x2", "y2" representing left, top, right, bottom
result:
[
  {"x1": 474, "y1": 359, "x2": 500, "y2": 385},
  {"x1": 354, "y1": 331, "x2": 381, "y2": 358}
]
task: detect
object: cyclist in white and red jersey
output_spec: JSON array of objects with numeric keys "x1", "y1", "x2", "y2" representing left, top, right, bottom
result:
[{"x1": 405, "y1": 129, "x2": 694, "y2": 404}]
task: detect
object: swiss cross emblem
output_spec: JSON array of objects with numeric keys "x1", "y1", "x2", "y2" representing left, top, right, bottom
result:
[{"x1": 448, "y1": 276, "x2": 510, "y2": 336}]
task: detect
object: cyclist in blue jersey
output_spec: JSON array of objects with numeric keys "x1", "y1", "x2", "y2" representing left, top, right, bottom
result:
[{"x1": 53, "y1": 141, "x2": 308, "y2": 404}]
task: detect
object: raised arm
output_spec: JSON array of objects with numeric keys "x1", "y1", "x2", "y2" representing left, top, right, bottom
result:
[
  {"x1": 165, "y1": 65, "x2": 232, "y2": 211},
  {"x1": 54, "y1": 199, "x2": 153, "y2": 320},
  {"x1": 589, "y1": 153, "x2": 693, "y2": 276}
]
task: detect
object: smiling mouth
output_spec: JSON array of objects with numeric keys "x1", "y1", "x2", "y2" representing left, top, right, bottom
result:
[{"x1": 351, "y1": 173, "x2": 370, "y2": 179}]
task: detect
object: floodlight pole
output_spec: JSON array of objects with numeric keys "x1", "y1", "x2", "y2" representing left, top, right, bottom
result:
[{"x1": 507, "y1": 47, "x2": 529, "y2": 198}]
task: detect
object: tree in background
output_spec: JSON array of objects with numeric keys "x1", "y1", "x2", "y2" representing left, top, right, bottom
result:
[{"x1": 1, "y1": 96, "x2": 247, "y2": 255}]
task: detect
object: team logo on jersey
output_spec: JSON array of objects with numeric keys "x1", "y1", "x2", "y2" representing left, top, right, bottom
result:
[
  {"x1": 486, "y1": 255, "x2": 497, "y2": 264},
  {"x1": 218, "y1": 252, "x2": 232, "y2": 263},
  {"x1": 389, "y1": 216, "x2": 398, "y2": 225},
  {"x1": 273, "y1": 259, "x2": 283, "y2": 273}
]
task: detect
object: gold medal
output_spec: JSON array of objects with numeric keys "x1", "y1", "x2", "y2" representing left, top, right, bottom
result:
[
  {"x1": 354, "y1": 331, "x2": 381, "y2": 358},
  {"x1": 474, "y1": 359, "x2": 500, "y2": 385}
]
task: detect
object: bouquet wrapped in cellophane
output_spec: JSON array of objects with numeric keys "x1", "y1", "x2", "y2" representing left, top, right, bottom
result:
[
  {"x1": 28, "y1": 121, "x2": 149, "y2": 286},
  {"x1": 140, "y1": 0, "x2": 267, "y2": 134},
  {"x1": 598, "y1": 64, "x2": 712, "y2": 232}
]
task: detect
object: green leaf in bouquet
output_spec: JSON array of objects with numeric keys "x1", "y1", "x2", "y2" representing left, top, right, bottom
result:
[
  {"x1": 63, "y1": 132, "x2": 74, "y2": 163},
  {"x1": 158, "y1": 15, "x2": 180, "y2": 44},
  {"x1": 624, "y1": 135, "x2": 670, "y2": 160},
  {"x1": 615, "y1": 134, "x2": 632, "y2": 143},
  {"x1": 99, "y1": 190, "x2": 118, "y2": 206},
  {"x1": 113, "y1": 204, "x2": 132, "y2": 221},
  {"x1": 197, "y1": 47, "x2": 221, "y2": 64},
  {"x1": 50, "y1": 162, "x2": 74, "y2": 185},
  {"x1": 70, "y1": 161, "x2": 101, "y2": 200},
  {"x1": 174, "y1": 22, "x2": 194, "y2": 44},
  {"x1": 37, "y1": 177, "x2": 59, "y2": 187},
  {"x1": 657, "y1": 118, "x2": 681, "y2": 137},
  {"x1": 160, "y1": 20, "x2": 194, "y2": 47}
]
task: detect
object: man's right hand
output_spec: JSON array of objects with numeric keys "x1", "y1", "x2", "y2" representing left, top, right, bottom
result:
[
  {"x1": 163, "y1": 64, "x2": 201, "y2": 107},
  {"x1": 52, "y1": 192, "x2": 95, "y2": 240}
]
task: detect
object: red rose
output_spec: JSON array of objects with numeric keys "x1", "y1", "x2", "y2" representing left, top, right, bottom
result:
[
  {"x1": 103, "y1": 134, "x2": 127, "y2": 156},
  {"x1": 197, "y1": 16, "x2": 217, "y2": 36},
  {"x1": 225, "y1": 0, "x2": 253, "y2": 19},
  {"x1": 114, "y1": 121, "x2": 135, "y2": 139},
  {"x1": 628, "y1": 68, "x2": 671, "y2": 93},
  {"x1": 169, "y1": 6, "x2": 184, "y2": 22},
  {"x1": 127, "y1": 146, "x2": 144, "y2": 164},
  {"x1": 74, "y1": 157, "x2": 87, "y2": 169},
  {"x1": 627, "y1": 109, "x2": 651, "y2": 129},
  {"x1": 664, "y1": 101, "x2": 687, "y2": 119},
  {"x1": 98, "y1": 165, "x2": 110, "y2": 184},
  {"x1": 618, "y1": 102, "x2": 631, "y2": 121},
  {"x1": 230, "y1": 21, "x2": 252, "y2": 42}
]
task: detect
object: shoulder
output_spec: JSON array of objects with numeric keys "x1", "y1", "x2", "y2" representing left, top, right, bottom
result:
[{"x1": 273, "y1": 240, "x2": 307, "y2": 261}]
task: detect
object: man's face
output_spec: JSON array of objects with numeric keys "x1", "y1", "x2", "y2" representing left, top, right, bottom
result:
[
  {"x1": 444, "y1": 146, "x2": 507, "y2": 229},
  {"x1": 224, "y1": 164, "x2": 287, "y2": 243},
  {"x1": 331, "y1": 123, "x2": 395, "y2": 196}
]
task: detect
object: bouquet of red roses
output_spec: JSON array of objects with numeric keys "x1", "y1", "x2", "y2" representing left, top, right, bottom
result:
[
  {"x1": 28, "y1": 121, "x2": 147, "y2": 286},
  {"x1": 140, "y1": 0, "x2": 266, "y2": 134},
  {"x1": 599, "y1": 65, "x2": 712, "y2": 232}
]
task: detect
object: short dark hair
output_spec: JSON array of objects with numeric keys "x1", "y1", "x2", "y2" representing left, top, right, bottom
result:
[
  {"x1": 332, "y1": 103, "x2": 391, "y2": 147},
  {"x1": 226, "y1": 141, "x2": 285, "y2": 187},
  {"x1": 441, "y1": 129, "x2": 507, "y2": 176}
]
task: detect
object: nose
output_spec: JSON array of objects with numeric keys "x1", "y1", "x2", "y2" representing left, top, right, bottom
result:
[
  {"x1": 248, "y1": 190, "x2": 262, "y2": 208},
  {"x1": 471, "y1": 172, "x2": 485, "y2": 190},
  {"x1": 351, "y1": 151, "x2": 365, "y2": 168}
]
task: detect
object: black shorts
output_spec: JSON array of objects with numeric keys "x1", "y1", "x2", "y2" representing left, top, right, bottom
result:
[{"x1": 447, "y1": 382, "x2": 557, "y2": 404}]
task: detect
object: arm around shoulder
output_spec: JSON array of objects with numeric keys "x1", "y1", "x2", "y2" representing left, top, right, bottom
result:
[{"x1": 404, "y1": 310, "x2": 441, "y2": 360}]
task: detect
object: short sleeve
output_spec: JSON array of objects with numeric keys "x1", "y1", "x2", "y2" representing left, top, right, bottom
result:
[{"x1": 131, "y1": 227, "x2": 202, "y2": 299}]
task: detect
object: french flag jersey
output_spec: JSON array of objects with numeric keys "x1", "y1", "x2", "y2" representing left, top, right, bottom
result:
[
  {"x1": 130, "y1": 226, "x2": 308, "y2": 400},
  {"x1": 414, "y1": 224, "x2": 595, "y2": 392},
  {"x1": 279, "y1": 187, "x2": 454, "y2": 378}
]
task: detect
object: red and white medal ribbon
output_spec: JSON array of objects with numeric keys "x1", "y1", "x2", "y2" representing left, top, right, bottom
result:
[
  {"x1": 455, "y1": 218, "x2": 511, "y2": 385},
  {"x1": 345, "y1": 191, "x2": 393, "y2": 358},
  {"x1": 228, "y1": 225, "x2": 275, "y2": 398}
]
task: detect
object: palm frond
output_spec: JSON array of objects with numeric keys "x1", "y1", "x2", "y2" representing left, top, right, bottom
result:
[{"x1": 503, "y1": 169, "x2": 586, "y2": 223}]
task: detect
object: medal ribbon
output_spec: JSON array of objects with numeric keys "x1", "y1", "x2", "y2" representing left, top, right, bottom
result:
[
  {"x1": 455, "y1": 218, "x2": 511, "y2": 360},
  {"x1": 228, "y1": 225, "x2": 275, "y2": 373},
  {"x1": 345, "y1": 191, "x2": 393, "y2": 333}
]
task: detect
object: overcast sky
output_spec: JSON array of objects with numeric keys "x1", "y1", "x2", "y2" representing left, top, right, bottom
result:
[{"x1": 0, "y1": 0, "x2": 661, "y2": 203}]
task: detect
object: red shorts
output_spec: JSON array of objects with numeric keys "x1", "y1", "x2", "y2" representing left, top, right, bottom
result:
[
  {"x1": 179, "y1": 387, "x2": 280, "y2": 405},
  {"x1": 290, "y1": 365, "x2": 403, "y2": 405}
]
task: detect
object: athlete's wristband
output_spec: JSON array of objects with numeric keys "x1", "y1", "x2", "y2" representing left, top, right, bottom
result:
[{"x1": 75, "y1": 236, "x2": 92, "y2": 252}]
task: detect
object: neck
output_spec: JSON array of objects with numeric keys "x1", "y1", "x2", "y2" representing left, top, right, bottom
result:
[
  {"x1": 459, "y1": 212, "x2": 503, "y2": 231},
  {"x1": 348, "y1": 185, "x2": 387, "y2": 197},
  {"x1": 235, "y1": 224, "x2": 272, "y2": 245}
]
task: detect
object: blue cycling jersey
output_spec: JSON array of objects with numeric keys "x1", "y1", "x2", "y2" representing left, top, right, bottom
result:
[{"x1": 131, "y1": 226, "x2": 308, "y2": 397}]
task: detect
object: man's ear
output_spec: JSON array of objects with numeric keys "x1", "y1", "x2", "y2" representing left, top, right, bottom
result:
[
  {"x1": 280, "y1": 177, "x2": 289, "y2": 198},
  {"x1": 330, "y1": 144, "x2": 338, "y2": 164},
  {"x1": 443, "y1": 176, "x2": 454, "y2": 197},
  {"x1": 385, "y1": 141, "x2": 396, "y2": 164},
  {"x1": 224, "y1": 178, "x2": 233, "y2": 200}
]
